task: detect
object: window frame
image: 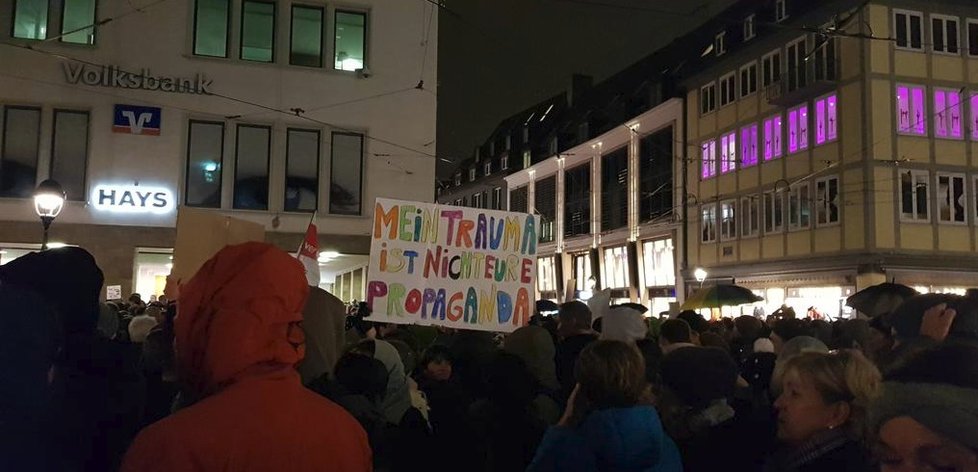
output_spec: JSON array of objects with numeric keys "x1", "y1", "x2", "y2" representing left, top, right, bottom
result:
[
  {"x1": 493, "y1": 187, "x2": 502, "y2": 210},
  {"x1": 233, "y1": 123, "x2": 272, "y2": 210},
  {"x1": 764, "y1": 190, "x2": 785, "y2": 234},
  {"x1": 814, "y1": 93, "x2": 838, "y2": 145},
  {"x1": 192, "y1": 0, "x2": 231, "y2": 57},
  {"x1": 762, "y1": 49, "x2": 782, "y2": 88},
  {"x1": 333, "y1": 9, "x2": 369, "y2": 71},
  {"x1": 930, "y1": 13, "x2": 960, "y2": 55},
  {"x1": 701, "y1": 203, "x2": 717, "y2": 243},
  {"x1": 12, "y1": 0, "x2": 49, "y2": 40},
  {"x1": 893, "y1": 9, "x2": 924, "y2": 51},
  {"x1": 184, "y1": 119, "x2": 226, "y2": 208},
  {"x1": 787, "y1": 182, "x2": 812, "y2": 231},
  {"x1": 468, "y1": 167, "x2": 476, "y2": 181},
  {"x1": 896, "y1": 83, "x2": 927, "y2": 136},
  {"x1": 744, "y1": 14, "x2": 756, "y2": 41},
  {"x1": 501, "y1": 153, "x2": 509, "y2": 170},
  {"x1": 740, "y1": 61, "x2": 758, "y2": 98},
  {"x1": 60, "y1": 0, "x2": 99, "y2": 45},
  {"x1": 720, "y1": 199, "x2": 737, "y2": 242},
  {"x1": 239, "y1": 0, "x2": 276, "y2": 63},
  {"x1": 740, "y1": 123, "x2": 759, "y2": 168},
  {"x1": 933, "y1": 87, "x2": 963, "y2": 139},
  {"x1": 787, "y1": 104, "x2": 809, "y2": 154},
  {"x1": 329, "y1": 131, "x2": 365, "y2": 216},
  {"x1": 49, "y1": 109, "x2": 90, "y2": 201},
  {"x1": 786, "y1": 36, "x2": 807, "y2": 92},
  {"x1": 740, "y1": 195, "x2": 760, "y2": 238},
  {"x1": 700, "y1": 82, "x2": 717, "y2": 115},
  {"x1": 900, "y1": 169, "x2": 931, "y2": 223},
  {"x1": 715, "y1": 31, "x2": 726, "y2": 56},
  {"x1": 289, "y1": 4, "x2": 325, "y2": 67},
  {"x1": 815, "y1": 175, "x2": 840, "y2": 227},
  {"x1": 968, "y1": 18, "x2": 978, "y2": 57},
  {"x1": 484, "y1": 160, "x2": 492, "y2": 176},
  {"x1": 775, "y1": 0, "x2": 788, "y2": 23},
  {"x1": 936, "y1": 172, "x2": 966, "y2": 225},
  {"x1": 701, "y1": 139, "x2": 717, "y2": 180},
  {"x1": 719, "y1": 71, "x2": 737, "y2": 108},
  {"x1": 284, "y1": 127, "x2": 321, "y2": 213},
  {"x1": 763, "y1": 113, "x2": 784, "y2": 161},
  {"x1": 719, "y1": 131, "x2": 736, "y2": 174}
]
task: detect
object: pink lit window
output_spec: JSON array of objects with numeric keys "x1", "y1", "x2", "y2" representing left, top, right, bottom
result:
[
  {"x1": 788, "y1": 104, "x2": 809, "y2": 153},
  {"x1": 972, "y1": 93, "x2": 978, "y2": 140},
  {"x1": 896, "y1": 85, "x2": 926, "y2": 135},
  {"x1": 934, "y1": 89, "x2": 962, "y2": 139},
  {"x1": 701, "y1": 140, "x2": 717, "y2": 179},
  {"x1": 741, "y1": 124, "x2": 759, "y2": 167},
  {"x1": 720, "y1": 132, "x2": 737, "y2": 174},
  {"x1": 814, "y1": 94, "x2": 838, "y2": 145},
  {"x1": 763, "y1": 114, "x2": 783, "y2": 160}
]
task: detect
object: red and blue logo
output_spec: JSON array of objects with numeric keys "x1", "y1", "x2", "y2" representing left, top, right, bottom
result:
[{"x1": 112, "y1": 104, "x2": 162, "y2": 136}]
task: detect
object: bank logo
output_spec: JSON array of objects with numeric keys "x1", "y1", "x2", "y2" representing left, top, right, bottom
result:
[{"x1": 113, "y1": 104, "x2": 162, "y2": 136}]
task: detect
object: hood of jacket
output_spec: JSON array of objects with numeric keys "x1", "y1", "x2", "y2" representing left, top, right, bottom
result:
[
  {"x1": 581, "y1": 406, "x2": 682, "y2": 471},
  {"x1": 297, "y1": 287, "x2": 347, "y2": 384},
  {"x1": 175, "y1": 242, "x2": 309, "y2": 396},
  {"x1": 504, "y1": 325, "x2": 559, "y2": 390},
  {"x1": 370, "y1": 339, "x2": 413, "y2": 424}
]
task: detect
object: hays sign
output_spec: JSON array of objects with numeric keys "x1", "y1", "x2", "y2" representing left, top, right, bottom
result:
[{"x1": 92, "y1": 184, "x2": 174, "y2": 214}]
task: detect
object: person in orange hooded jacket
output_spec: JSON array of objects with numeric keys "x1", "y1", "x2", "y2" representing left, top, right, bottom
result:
[{"x1": 122, "y1": 242, "x2": 371, "y2": 472}]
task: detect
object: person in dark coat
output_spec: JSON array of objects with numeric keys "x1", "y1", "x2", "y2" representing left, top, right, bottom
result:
[
  {"x1": 765, "y1": 350, "x2": 880, "y2": 472},
  {"x1": 415, "y1": 344, "x2": 473, "y2": 472},
  {"x1": 0, "y1": 285, "x2": 61, "y2": 472},
  {"x1": 555, "y1": 301, "x2": 597, "y2": 406},
  {"x1": 0, "y1": 247, "x2": 145, "y2": 472}
]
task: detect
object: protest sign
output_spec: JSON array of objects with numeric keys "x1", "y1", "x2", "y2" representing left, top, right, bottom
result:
[
  {"x1": 366, "y1": 198, "x2": 539, "y2": 333},
  {"x1": 106, "y1": 285, "x2": 122, "y2": 300},
  {"x1": 170, "y1": 207, "x2": 265, "y2": 284}
]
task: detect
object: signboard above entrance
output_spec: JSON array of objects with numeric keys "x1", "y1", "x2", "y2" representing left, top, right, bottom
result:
[
  {"x1": 91, "y1": 184, "x2": 174, "y2": 214},
  {"x1": 63, "y1": 62, "x2": 213, "y2": 95}
]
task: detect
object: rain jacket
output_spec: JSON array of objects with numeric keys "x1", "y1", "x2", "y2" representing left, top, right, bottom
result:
[
  {"x1": 122, "y1": 243, "x2": 371, "y2": 472},
  {"x1": 297, "y1": 287, "x2": 348, "y2": 384}
]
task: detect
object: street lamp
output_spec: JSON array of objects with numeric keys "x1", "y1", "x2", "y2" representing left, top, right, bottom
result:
[
  {"x1": 694, "y1": 267, "x2": 708, "y2": 288},
  {"x1": 33, "y1": 179, "x2": 65, "y2": 250}
]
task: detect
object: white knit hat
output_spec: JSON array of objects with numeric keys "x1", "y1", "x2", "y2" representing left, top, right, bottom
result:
[{"x1": 128, "y1": 314, "x2": 158, "y2": 343}]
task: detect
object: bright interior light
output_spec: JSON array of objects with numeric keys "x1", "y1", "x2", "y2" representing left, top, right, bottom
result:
[
  {"x1": 694, "y1": 267, "x2": 708, "y2": 283},
  {"x1": 46, "y1": 242, "x2": 68, "y2": 249},
  {"x1": 578, "y1": 290, "x2": 593, "y2": 301},
  {"x1": 339, "y1": 58, "x2": 363, "y2": 71},
  {"x1": 165, "y1": 263, "x2": 173, "y2": 270},
  {"x1": 318, "y1": 251, "x2": 341, "y2": 262},
  {"x1": 203, "y1": 162, "x2": 218, "y2": 172}
]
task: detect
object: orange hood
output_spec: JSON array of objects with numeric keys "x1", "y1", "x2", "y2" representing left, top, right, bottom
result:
[{"x1": 176, "y1": 242, "x2": 310, "y2": 395}]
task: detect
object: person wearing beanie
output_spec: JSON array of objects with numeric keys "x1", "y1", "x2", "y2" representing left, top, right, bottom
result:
[
  {"x1": 128, "y1": 313, "x2": 158, "y2": 344},
  {"x1": 869, "y1": 342, "x2": 978, "y2": 471},
  {"x1": 600, "y1": 305, "x2": 649, "y2": 344},
  {"x1": 659, "y1": 347, "x2": 770, "y2": 471}
]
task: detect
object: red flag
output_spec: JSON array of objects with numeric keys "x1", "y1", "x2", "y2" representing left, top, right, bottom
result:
[{"x1": 297, "y1": 217, "x2": 320, "y2": 286}]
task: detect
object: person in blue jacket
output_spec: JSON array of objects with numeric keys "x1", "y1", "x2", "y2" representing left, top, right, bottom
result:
[{"x1": 527, "y1": 340, "x2": 683, "y2": 472}]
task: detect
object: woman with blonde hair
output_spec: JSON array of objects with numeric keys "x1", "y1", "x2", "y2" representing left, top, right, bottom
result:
[{"x1": 766, "y1": 350, "x2": 881, "y2": 471}]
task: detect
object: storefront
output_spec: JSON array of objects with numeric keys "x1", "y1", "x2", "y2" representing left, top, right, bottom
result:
[
  {"x1": 640, "y1": 237, "x2": 677, "y2": 316},
  {"x1": 537, "y1": 255, "x2": 560, "y2": 302}
]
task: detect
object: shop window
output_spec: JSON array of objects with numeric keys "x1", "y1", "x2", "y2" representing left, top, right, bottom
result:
[
  {"x1": 896, "y1": 84, "x2": 927, "y2": 135},
  {"x1": 61, "y1": 0, "x2": 97, "y2": 44},
  {"x1": 330, "y1": 132, "x2": 364, "y2": 215},
  {"x1": 740, "y1": 123, "x2": 758, "y2": 167},
  {"x1": 719, "y1": 132, "x2": 736, "y2": 174},
  {"x1": 701, "y1": 203, "x2": 717, "y2": 243},
  {"x1": 193, "y1": 0, "x2": 229, "y2": 56},
  {"x1": 969, "y1": 19, "x2": 978, "y2": 56},
  {"x1": 290, "y1": 5, "x2": 324, "y2": 67},
  {"x1": 565, "y1": 163, "x2": 591, "y2": 237},
  {"x1": 764, "y1": 190, "x2": 784, "y2": 233},
  {"x1": 815, "y1": 176, "x2": 840, "y2": 226},
  {"x1": 13, "y1": 0, "x2": 48, "y2": 39},
  {"x1": 900, "y1": 170, "x2": 930, "y2": 222},
  {"x1": 1, "y1": 106, "x2": 41, "y2": 198},
  {"x1": 537, "y1": 256, "x2": 557, "y2": 293},
  {"x1": 50, "y1": 110, "x2": 90, "y2": 201},
  {"x1": 701, "y1": 139, "x2": 717, "y2": 179},
  {"x1": 740, "y1": 195, "x2": 760, "y2": 237},
  {"x1": 763, "y1": 114, "x2": 783, "y2": 160},
  {"x1": 603, "y1": 246, "x2": 630, "y2": 289},
  {"x1": 743, "y1": 15, "x2": 755, "y2": 41},
  {"x1": 700, "y1": 82, "x2": 717, "y2": 114},
  {"x1": 894, "y1": 9, "x2": 923, "y2": 50},
  {"x1": 720, "y1": 200, "x2": 737, "y2": 241},
  {"x1": 234, "y1": 124, "x2": 271, "y2": 210},
  {"x1": 931, "y1": 14, "x2": 959, "y2": 54},
  {"x1": 535, "y1": 175, "x2": 556, "y2": 242},
  {"x1": 573, "y1": 252, "x2": 593, "y2": 292},
  {"x1": 937, "y1": 173, "x2": 965, "y2": 224},
  {"x1": 642, "y1": 238, "x2": 675, "y2": 287},
  {"x1": 934, "y1": 88, "x2": 962, "y2": 139},
  {"x1": 719, "y1": 72, "x2": 736, "y2": 107},
  {"x1": 740, "y1": 62, "x2": 758, "y2": 98},
  {"x1": 134, "y1": 250, "x2": 174, "y2": 301},
  {"x1": 240, "y1": 0, "x2": 275, "y2": 62},
  {"x1": 601, "y1": 146, "x2": 628, "y2": 231},
  {"x1": 334, "y1": 10, "x2": 367, "y2": 71},
  {"x1": 786, "y1": 37, "x2": 807, "y2": 92},
  {"x1": 285, "y1": 129, "x2": 319, "y2": 212},
  {"x1": 762, "y1": 50, "x2": 781, "y2": 87},
  {"x1": 787, "y1": 104, "x2": 809, "y2": 153},
  {"x1": 788, "y1": 183, "x2": 811, "y2": 230},
  {"x1": 814, "y1": 94, "x2": 838, "y2": 145},
  {"x1": 185, "y1": 120, "x2": 224, "y2": 207}
]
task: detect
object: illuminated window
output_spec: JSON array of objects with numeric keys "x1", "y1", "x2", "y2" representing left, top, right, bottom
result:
[
  {"x1": 815, "y1": 176, "x2": 839, "y2": 226},
  {"x1": 934, "y1": 88, "x2": 962, "y2": 139},
  {"x1": 763, "y1": 114, "x2": 783, "y2": 160},
  {"x1": 13, "y1": 0, "x2": 48, "y2": 39},
  {"x1": 720, "y1": 200, "x2": 737, "y2": 241},
  {"x1": 185, "y1": 120, "x2": 224, "y2": 208},
  {"x1": 192, "y1": 0, "x2": 229, "y2": 56},
  {"x1": 896, "y1": 84, "x2": 927, "y2": 135},
  {"x1": 720, "y1": 132, "x2": 736, "y2": 174},
  {"x1": 240, "y1": 0, "x2": 275, "y2": 62},
  {"x1": 937, "y1": 173, "x2": 965, "y2": 223},
  {"x1": 814, "y1": 94, "x2": 838, "y2": 145},
  {"x1": 602, "y1": 246, "x2": 630, "y2": 289},
  {"x1": 642, "y1": 238, "x2": 675, "y2": 287},
  {"x1": 701, "y1": 203, "x2": 717, "y2": 243},
  {"x1": 537, "y1": 256, "x2": 557, "y2": 293},
  {"x1": 787, "y1": 104, "x2": 809, "y2": 153},
  {"x1": 334, "y1": 11, "x2": 366, "y2": 71},
  {"x1": 740, "y1": 123, "x2": 758, "y2": 167},
  {"x1": 701, "y1": 139, "x2": 717, "y2": 179},
  {"x1": 900, "y1": 170, "x2": 930, "y2": 222},
  {"x1": 573, "y1": 253, "x2": 592, "y2": 292},
  {"x1": 971, "y1": 92, "x2": 978, "y2": 140},
  {"x1": 61, "y1": 0, "x2": 97, "y2": 44}
]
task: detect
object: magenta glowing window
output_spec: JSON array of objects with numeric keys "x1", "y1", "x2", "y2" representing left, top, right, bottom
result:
[
  {"x1": 701, "y1": 140, "x2": 717, "y2": 179},
  {"x1": 897, "y1": 85, "x2": 926, "y2": 135},
  {"x1": 741, "y1": 124, "x2": 758, "y2": 167},
  {"x1": 720, "y1": 132, "x2": 736, "y2": 174},
  {"x1": 934, "y1": 89, "x2": 962, "y2": 139},
  {"x1": 763, "y1": 115, "x2": 783, "y2": 161},
  {"x1": 788, "y1": 105, "x2": 809, "y2": 153},
  {"x1": 972, "y1": 93, "x2": 978, "y2": 140},
  {"x1": 814, "y1": 94, "x2": 838, "y2": 145}
]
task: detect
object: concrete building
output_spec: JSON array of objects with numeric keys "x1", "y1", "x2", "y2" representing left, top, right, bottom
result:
[
  {"x1": 683, "y1": 0, "x2": 978, "y2": 318},
  {"x1": 0, "y1": 0, "x2": 437, "y2": 300}
]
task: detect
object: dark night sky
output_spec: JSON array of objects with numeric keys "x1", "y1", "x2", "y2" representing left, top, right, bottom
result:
[{"x1": 436, "y1": 0, "x2": 735, "y2": 177}]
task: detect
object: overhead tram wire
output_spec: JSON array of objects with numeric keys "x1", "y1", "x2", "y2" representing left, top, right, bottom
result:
[{"x1": 39, "y1": 0, "x2": 174, "y2": 44}]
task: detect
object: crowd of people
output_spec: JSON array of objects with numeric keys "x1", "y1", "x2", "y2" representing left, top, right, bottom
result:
[{"x1": 2, "y1": 242, "x2": 977, "y2": 471}]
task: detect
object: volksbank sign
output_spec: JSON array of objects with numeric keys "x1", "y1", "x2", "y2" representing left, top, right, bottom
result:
[{"x1": 63, "y1": 62, "x2": 213, "y2": 95}]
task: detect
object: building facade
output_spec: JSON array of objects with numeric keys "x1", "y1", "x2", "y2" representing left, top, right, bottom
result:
[
  {"x1": 0, "y1": 0, "x2": 437, "y2": 299},
  {"x1": 684, "y1": 0, "x2": 978, "y2": 318}
]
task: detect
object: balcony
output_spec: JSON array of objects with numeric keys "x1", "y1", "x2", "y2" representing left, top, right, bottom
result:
[{"x1": 765, "y1": 59, "x2": 840, "y2": 107}]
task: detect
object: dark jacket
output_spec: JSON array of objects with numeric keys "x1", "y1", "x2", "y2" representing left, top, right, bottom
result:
[
  {"x1": 765, "y1": 435, "x2": 873, "y2": 472},
  {"x1": 555, "y1": 333, "x2": 598, "y2": 405},
  {"x1": 527, "y1": 406, "x2": 683, "y2": 472}
]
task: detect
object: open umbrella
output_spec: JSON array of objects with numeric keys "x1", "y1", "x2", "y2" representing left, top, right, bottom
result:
[
  {"x1": 682, "y1": 284, "x2": 763, "y2": 310},
  {"x1": 845, "y1": 283, "x2": 919, "y2": 318}
]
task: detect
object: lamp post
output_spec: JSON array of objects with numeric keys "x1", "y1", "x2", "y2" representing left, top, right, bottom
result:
[
  {"x1": 694, "y1": 267, "x2": 708, "y2": 289},
  {"x1": 33, "y1": 179, "x2": 65, "y2": 250}
]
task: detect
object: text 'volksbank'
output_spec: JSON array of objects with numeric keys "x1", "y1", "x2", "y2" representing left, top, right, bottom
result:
[{"x1": 63, "y1": 62, "x2": 213, "y2": 95}]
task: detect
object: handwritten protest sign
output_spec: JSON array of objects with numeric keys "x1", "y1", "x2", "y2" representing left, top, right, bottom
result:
[{"x1": 366, "y1": 198, "x2": 539, "y2": 333}]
